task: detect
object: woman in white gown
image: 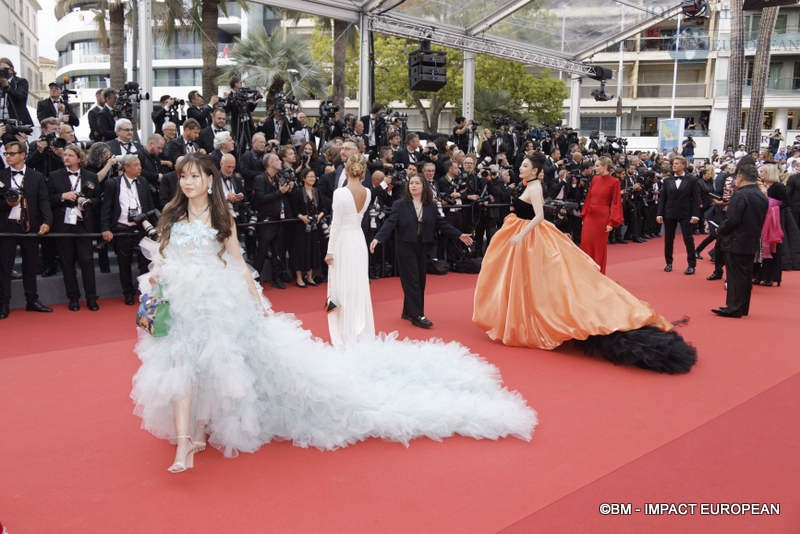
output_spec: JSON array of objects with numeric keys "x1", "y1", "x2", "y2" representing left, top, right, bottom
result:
[
  {"x1": 325, "y1": 154, "x2": 374, "y2": 346},
  {"x1": 131, "y1": 153, "x2": 536, "y2": 473}
]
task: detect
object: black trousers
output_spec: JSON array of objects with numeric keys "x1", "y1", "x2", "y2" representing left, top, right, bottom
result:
[
  {"x1": 254, "y1": 223, "x2": 285, "y2": 281},
  {"x1": 396, "y1": 239, "x2": 428, "y2": 318},
  {"x1": 57, "y1": 226, "x2": 97, "y2": 300},
  {"x1": 724, "y1": 251, "x2": 756, "y2": 315},
  {"x1": 0, "y1": 222, "x2": 40, "y2": 304},
  {"x1": 663, "y1": 217, "x2": 696, "y2": 267},
  {"x1": 112, "y1": 224, "x2": 147, "y2": 297}
]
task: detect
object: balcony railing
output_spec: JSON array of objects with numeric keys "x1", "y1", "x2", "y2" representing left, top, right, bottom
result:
[
  {"x1": 596, "y1": 28, "x2": 800, "y2": 55},
  {"x1": 717, "y1": 77, "x2": 800, "y2": 96}
]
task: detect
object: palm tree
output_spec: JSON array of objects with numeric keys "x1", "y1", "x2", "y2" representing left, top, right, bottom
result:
[
  {"x1": 55, "y1": 0, "x2": 127, "y2": 88},
  {"x1": 332, "y1": 20, "x2": 352, "y2": 107},
  {"x1": 745, "y1": 6, "x2": 780, "y2": 153},
  {"x1": 724, "y1": 1, "x2": 745, "y2": 151},
  {"x1": 217, "y1": 27, "x2": 327, "y2": 104}
]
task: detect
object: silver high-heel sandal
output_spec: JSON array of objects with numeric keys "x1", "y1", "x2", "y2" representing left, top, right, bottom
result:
[{"x1": 167, "y1": 435, "x2": 196, "y2": 473}]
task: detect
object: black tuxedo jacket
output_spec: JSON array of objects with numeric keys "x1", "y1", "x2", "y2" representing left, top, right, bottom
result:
[
  {"x1": 187, "y1": 105, "x2": 213, "y2": 129},
  {"x1": 48, "y1": 168, "x2": 100, "y2": 232},
  {"x1": 37, "y1": 98, "x2": 80, "y2": 126},
  {"x1": 392, "y1": 148, "x2": 420, "y2": 168},
  {"x1": 100, "y1": 175, "x2": 156, "y2": 232},
  {"x1": 163, "y1": 137, "x2": 199, "y2": 165},
  {"x1": 718, "y1": 183, "x2": 769, "y2": 255},
  {"x1": 2, "y1": 77, "x2": 33, "y2": 125},
  {"x1": 198, "y1": 126, "x2": 228, "y2": 153},
  {"x1": 260, "y1": 119, "x2": 291, "y2": 146},
  {"x1": 657, "y1": 174, "x2": 701, "y2": 220},
  {"x1": 359, "y1": 114, "x2": 386, "y2": 148},
  {"x1": 87, "y1": 105, "x2": 104, "y2": 142},
  {"x1": 253, "y1": 173, "x2": 292, "y2": 221},
  {"x1": 106, "y1": 138, "x2": 145, "y2": 157},
  {"x1": 374, "y1": 199, "x2": 462, "y2": 246},
  {"x1": 96, "y1": 107, "x2": 118, "y2": 142},
  {"x1": 159, "y1": 171, "x2": 178, "y2": 208},
  {"x1": 0, "y1": 167, "x2": 53, "y2": 232}
]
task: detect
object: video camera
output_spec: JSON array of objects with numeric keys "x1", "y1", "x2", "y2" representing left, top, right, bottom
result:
[
  {"x1": 274, "y1": 92, "x2": 298, "y2": 120},
  {"x1": 56, "y1": 77, "x2": 77, "y2": 105},
  {"x1": 388, "y1": 162, "x2": 407, "y2": 187},
  {"x1": 0, "y1": 119, "x2": 34, "y2": 140},
  {"x1": 319, "y1": 99, "x2": 339, "y2": 122},
  {"x1": 115, "y1": 81, "x2": 151, "y2": 120},
  {"x1": 40, "y1": 131, "x2": 68, "y2": 150}
]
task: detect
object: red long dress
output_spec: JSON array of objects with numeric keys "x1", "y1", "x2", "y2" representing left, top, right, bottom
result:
[{"x1": 580, "y1": 174, "x2": 624, "y2": 273}]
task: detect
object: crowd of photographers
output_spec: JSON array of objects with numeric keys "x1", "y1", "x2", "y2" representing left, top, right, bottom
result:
[{"x1": 3, "y1": 62, "x2": 800, "y2": 317}]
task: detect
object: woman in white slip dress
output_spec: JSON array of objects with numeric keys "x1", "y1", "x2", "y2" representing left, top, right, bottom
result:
[{"x1": 325, "y1": 154, "x2": 374, "y2": 346}]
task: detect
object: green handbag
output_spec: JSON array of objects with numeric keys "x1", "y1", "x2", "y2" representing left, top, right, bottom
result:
[{"x1": 136, "y1": 287, "x2": 171, "y2": 337}]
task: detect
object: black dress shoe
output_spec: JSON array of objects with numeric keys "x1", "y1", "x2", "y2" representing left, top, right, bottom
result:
[
  {"x1": 617, "y1": 239, "x2": 629, "y2": 244},
  {"x1": 684, "y1": 267, "x2": 695, "y2": 275},
  {"x1": 68, "y1": 299, "x2": 80, "y2": 311},
  {"x1": 26, "y1": 301, "x2": 53, "y2": 312},
  {"x1": 695, "y1": 252, "x2": 703, "y2": 259},
  {"x1": 707, "y1": 272, "x2": 723, "y2": 281},
  {"x1": 411, "y1": 315, "x2": 433, "y2": 329},
  {"x1": 10, "y1": 269, "x2": 22, "y2": 280},
  {"x1": 272, "y1": 280, "x2": 286, "y2": 290},
  {"x1": 0, "y1": 302, "x2": 8, "y2": 319},
  {"x1": 712, "y1": 307, "x2": 742, "y2": 318},
  {"x1": 632, "y1": 237, "x2": 645, "y2": 243},
  {"x1": 664, "y1": 264, "x2": 673, "y2": 272},
  {"x1": 87, "y1": 299, "x2": 100, "y2": 311},
  {"x1": 124, "y1": 294, "x2": 136, "y2": 305}
]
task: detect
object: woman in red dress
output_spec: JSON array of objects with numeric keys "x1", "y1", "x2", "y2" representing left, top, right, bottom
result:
[{"x1": 579, "y1": 156, "x2": 623, "y2": 274}]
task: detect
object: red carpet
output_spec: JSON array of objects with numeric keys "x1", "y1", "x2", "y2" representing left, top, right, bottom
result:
[{"x1": 1, "y1": 237, "x2": 798, "y2": 533}]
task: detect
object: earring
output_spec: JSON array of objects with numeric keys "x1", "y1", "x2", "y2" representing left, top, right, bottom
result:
[{"x1": 207, "y1": 184, "x2": 213, "y2": 195}]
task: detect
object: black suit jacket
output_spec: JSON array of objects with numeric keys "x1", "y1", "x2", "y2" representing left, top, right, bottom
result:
[
  {"x1": 360, "y1": 114, "x2": 386, "y2": 148},
  {"x1": 96, "y1": 106, "x2": 118, "y2": 142},
  {"x1": 163, "y1": 137, "x2": 198, "y2": 165},
  {"x1": 106, "y1": 139, "x2": 145, "y2": 157},
  {"x1": 187, "y1": 105, "x2": 213, "y2": 129},
  {"x1": 393, "y1": 148, "x2": 420, "y2": 168},
  {"x1": 159, "y1": 171, "x2": 178, "y2": 208},
  {"x1": 48, "y1": 168, "x2": 100, "y2": 232},
  {"x1": 198, "y1": 126, "x2": 228, "y2": 154},
  {"x1": 657, "y1": 174, "x2": 701, "y2": 220},
  {"x1": 87, "y1": 105, "x2": 104, "y2": 142},
  {"x1": 253, "y1": 172, "x2": 292, "y2": 221},
  {"x1": 260, "y1": 118, "x2": 291, "y2": 146},
  {"x1": 37, "y1": 98, "x2": 80, "y2": 126},
  {"x1": 2, "y1": 77, "x2": 33, "y2": 125},
  {"x1": 100, "y1": 175, "x2": 156, "y2": 232},
  {"x1": 0, "y1": 167, "x2": 53, "y2": 232},
  {"x1": 717, "y1": 183, "x2": 769, "y2": 255},
  {"x1": 374, "y1": 199, "x2": 463, "y2": 245}
]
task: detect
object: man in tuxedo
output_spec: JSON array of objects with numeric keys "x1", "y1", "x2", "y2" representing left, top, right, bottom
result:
[
  {"x1": 393, "y1": 133, "x2": 421, "y2": 169},
  {"x1": 151, "y1": 95, "x2": 183, "y2": 136},
  {"x1": 106, "y1": 118, "x2": 145, "y2": 158},
  {"x1": 0, "y1": 141, "x2": 53, "y2": 318},
  {"x1": 87, "y1": 89, "x2": 105, "y2": 142},
  {"x1": 140, "y1": 134, "x2": 167, "y2": 203},
  {"x1": 360, "y1": 103, "x2": 386, "y2": 155},
  {"x1": 37, "y1": 82, "x2": 80, "y2": 127},
  {"x1": 198, "y1": 108, "x2": 228, "y2": 153},
  {"x1": 96, "y1": 89, "x2": 119, "y2": 142},
  {"x1": 252, "y1": 153, "x2": 294, "y2": 289},
  {"x1": 259, "y1": 108, "x2": 292, "y2": 146},
  {"x1": 219, "y1": 153, "x2": 245, "y2": 219},
  {"x1": 656, "y1": 156, "x2": 701, "y2": 274},
  {"x1": 713, "y1": 157, "x2": 769, "y2": 317},
  {"x1": 163, "y1": 118, "x2": 202, "y2": 165},
  {"x1": 100, "y1": 155, "x2": 156, "y2": 304},
  {"x1": 239, "y1": 132, "x2": 267, "y2": 198},
  {"x1": 186, "y1": 90, "x2": 219, "y2": 129},
  {"x1": 0, "y1": 58, "x2": 33, "y2": 126},
  {"x1": 48, "y1": 144, "x2": 100, "y2": 311}
]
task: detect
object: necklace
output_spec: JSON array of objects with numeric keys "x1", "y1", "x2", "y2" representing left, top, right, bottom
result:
[
  {"x1": 413, "y1": 199, "x2": 423, "y2": 220},
  {"x1": 188, "y1": 204, "x2": 209, "y2": 218}
]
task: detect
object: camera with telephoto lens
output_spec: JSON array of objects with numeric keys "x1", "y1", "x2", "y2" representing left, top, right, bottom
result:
[
  {"x1": 115, "y1": 81, "x2": 151, "y2": 120},
  {"x1": 76, "y1": 194, "x2": 93, "y2": 210},
  {"x1": 388, "y1": 162, "x2": 407, "y2": 187},
  {"x1": 132, "y1": 209, "x2": 161, "y2": 240},
  {"x1": 1, "y1": 119, "x2": 34, "y2": 141},
  {"x1": 274, "y1": 92, "x2": 298, "y2": 120},
  {"x1": 276, "y1": 167, "x2": 295, "y2": 186},
  {"x1": 40, "y1": 131, "x2": 68, "y2": 149}
]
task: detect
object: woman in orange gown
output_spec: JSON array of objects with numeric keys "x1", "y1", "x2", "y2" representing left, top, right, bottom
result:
[
  {"x1": 579, "y1": 156, "x2": 623, "y2": 274},
  {"x1": 472, "y1": 153, "x2": 695, "y2": 373}
]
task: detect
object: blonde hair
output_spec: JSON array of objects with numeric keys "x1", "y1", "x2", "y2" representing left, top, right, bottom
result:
[
  {"x1": 345, "y1": 153, "x2": 367, "y2": 179},
  {"x1": 759, "y1": 163, "x2": 780, "y2": 185}
]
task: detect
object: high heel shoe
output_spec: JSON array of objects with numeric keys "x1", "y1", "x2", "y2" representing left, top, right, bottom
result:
[
  {"x1": 304, "y1": 275, "x2": 318, "y2": 287},
  {"x1": 168, "y1": 435, "x2": 196, "y2": 473}
]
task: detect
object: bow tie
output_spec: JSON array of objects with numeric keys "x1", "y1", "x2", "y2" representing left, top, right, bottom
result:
[
  {"x1": 69, "y1": 172, "x2": 80, "y2": 177},
  {"x1": 11, "y1": 170, "x2": 24, "y2": 176},
  {"x1": 214, "y1": 129, "x2": 226, "y2": 134}
]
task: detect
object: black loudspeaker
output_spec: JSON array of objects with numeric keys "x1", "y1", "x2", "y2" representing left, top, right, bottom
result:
[{"x1": 409, "y1": 51, "x2": 447, "y2": 92}]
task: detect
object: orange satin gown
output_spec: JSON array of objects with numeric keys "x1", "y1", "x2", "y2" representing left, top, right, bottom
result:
[{"x1": 473, "y1": 197, "x2": 672, "y2": 350}]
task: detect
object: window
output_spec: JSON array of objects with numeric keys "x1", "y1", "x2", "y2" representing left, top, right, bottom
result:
[{"x1": 154, "y1": 68, "x2": 203, "y2": 87}]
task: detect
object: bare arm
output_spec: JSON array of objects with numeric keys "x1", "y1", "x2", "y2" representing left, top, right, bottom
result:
[{"x1": 510, "y1": 180, "x2": 545, "y2": 245}]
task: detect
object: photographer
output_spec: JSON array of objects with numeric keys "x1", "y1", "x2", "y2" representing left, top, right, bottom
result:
[
  {"x1": 290, "y1": 167, "x2": 326, "y2": 287},
  {"x1": 365, "y1": 169, "x2": 393, "y2": 278},
  {"x1": 96, "y1": 89, "x2": 119, "y2": 142},
  {"x1": 473, "y1": 164, "x2": 509, "y2": 256},
  {"x1": 253, "y1": 152, "x2": 294, "y2": 289},
  {"x1": 37, "y1": 82, "x2": 80, "y2": 127},
  {"x1": 219, "y1": 153, "x2": 245, "y2": 219},
  {"x1": 0, "y1": 141, "x2": 53, "y2": 319},
  {"x1": 151, "y1": 95, "x2": 184, "y2": 136},
  {"x1": 106, "y1": 118, "x2": 144, "y2": 158},
  {"x1": 452, "y1": 117, "x2": 474, "y2": 154},
  {"x1": 223, "y1": 76, "x2": 259, "y2": 153},
  {"x1": 100, "y1": 154, "x2": 156, "y2": 305},
  {"x1": 209, "y1": 131, "x2": 236, "y2": 169},
  {"x1": 393, "y1": 132, "x2": 421, "y2": 169},
  {"x1": 768, "y1": 128, "x2": 783, "y2": 157},
  {"x1": 26, "y1": 117, "x2": 66, "y2": 176},
  {"x1": 239, "y1": 132, "x2": 268, "y2": 197},
  {"x1": 681, "y1": 135, "x2": 696, "y2": 163},
  {"x1": 140, "y1": 133, "x2": 168, "y2": 198},
  {"x1": 259, "y1": 106, "x2": 292, "y2": 146},
  {"x1": 621, "y1": 163, "x2": 646, "y2": 243},
  {"x1": 0, "y1": 58, "x2": 33, "y2": 126},
  {"x1": 186, "y1": 90, "x2": 219, "y2": 129},
  {"x1": 198, "y1": 107, "x2": 228, "y2": 154},
  {"x1": 48, "y1": 144, "x2": 100, "y2": 311},
  {"x1": 360, "y1": 103, "x2": 387, "y2": 155},
  {"x1": 163, "y1": 118, "x2": 202, "y2": 165},
  {"x1": 87, "y1": 89, "x2": 105, "y2": 142}
]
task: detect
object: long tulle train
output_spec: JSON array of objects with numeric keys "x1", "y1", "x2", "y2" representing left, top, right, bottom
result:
[{"x1": 578, "y1": 327, "x2": 697, "y2": 374}]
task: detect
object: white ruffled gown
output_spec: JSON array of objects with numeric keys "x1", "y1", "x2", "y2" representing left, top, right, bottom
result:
[
  {"x1": 326, "y1": 187, "x2": 374, "y2": 346},
  {"x1": 131, "y1": 220, "x2": 536, "y2": 458}
]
